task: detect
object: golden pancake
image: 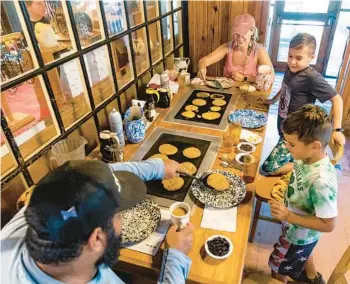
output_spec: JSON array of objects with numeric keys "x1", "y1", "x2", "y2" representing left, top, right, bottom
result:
[
  {"x1": 148, "y1": 153, "x2": 169, "y2": 160},
  {"x1": 196, "y1": 92, "x2": 210, "y2": 98},
  {"x1": 185, "y1": 105, "x2": 199, "y2": 111},
  {"x1": 210, "y1": 106, "x2": 221, "y2": 112},
  {"x1": 162, "y1": 177, "x2": 184, "y2": 191},
  {"x1": 181, "y1": 110, "x2": 195, "y2": 119},
  {"x1": 159, "y1": 144, "x2": 178, "y2": 155},
  {"x1": 210, "y1": 93, "x2": 225, "y2": 100},
  {"x1": 212, "y1": 99, "x2": 226, "y2": 106},
  {"x1": 183, "y1": 147, "x2": 201, "y2": 159},
  {"x1": 207, "y1": 173, "x2": 230, "y2": 191},
  {"x1": 192, "y1": 99, "x2": 207, "y2": 106},
  {"x1": 180, "y1": 162, "x2": 197, "y2": 175},
  {"x1": 202, "y1": 112, "x2": 221, "y2": 120}
]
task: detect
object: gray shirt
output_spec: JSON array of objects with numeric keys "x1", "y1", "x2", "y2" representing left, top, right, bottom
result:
[{"x1": 277, "y1": 67, "x2": 336, "y2": 133}]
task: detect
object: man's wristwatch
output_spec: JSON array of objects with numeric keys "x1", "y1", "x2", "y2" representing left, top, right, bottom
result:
[{"x1": 334, "y1": 128, "x2": 344, "y2": 132}]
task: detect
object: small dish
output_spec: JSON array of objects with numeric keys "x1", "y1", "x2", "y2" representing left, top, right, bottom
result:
[
  {"x1": 245, "y1": 134, "x2": 262, "y2": 145},
  {"x1": 205, "y1": 235, "x2": 233, "y2": 260},
  {"x1": 235, "y1": 153, "x2": 255, "y2": 165},
  {"x1": 237, "y1": 142, "x2": 256, "y2": 153}
]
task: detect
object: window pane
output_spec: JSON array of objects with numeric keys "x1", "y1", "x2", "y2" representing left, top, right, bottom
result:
[
  {"x1": 126, "y1": 0, "x2": 145, "y2": 28},
  {"x1": 162, "y1": 16, "x2": 174, "y2": 55},
  {"x1": 67, "y1": 117, "x2": 98, "y2": 154},
  {"x1": 342, "y1": 0, "x2": 350, "y2": 9},
  {"x1": 173, "y1": 0, "x2": 182, "y2": 9},
  {"x1": 47, "y1": 59, "x2": 91, "y2": 129},
  {"x1": 1, "y1": 76, "x2": 59, "y2": 159},
  {"x1": 111, "y1": 36, "x2": 134, "y2": 89},
  {"x1": 277, "y1": 20, "x2": 323, "y2": 65},
  {"x1": 149, "y1": 21, "x2": 163, "y2": 64},
  {"x1": 97, "y1": 98, "x2": 120, "y2": 130},
  {"x1": 70, "y1": 0, "x2": 104, "y2": 48},
  {"x1": 174, "y1": 11, "x2": 183, "y2": 47},
  {"x1": 145, "y1": 0, "x2": 159, "y2": 20},
  {"x1": 160, "y1": 0, "x2": 171, "y2": 14},
  {"x1": 137, "y1": 71, "x2": 152, "y2": 96},
  {"x1": 23, "y1": 0, "x2": 74, "y2": 64},
  {"x1": 1, "y1": 173, "x2": 27, "y2": 228},
  {"x1": 284, "y1": 0, "x2": 330, "y2": 13},
  {"x1": 102, "y1": 0, "x2": 127, "y2": 36},
  {"x1": 326, "y1": 12, "x2": 350, "y2": 77},
  {"x1": 1, "y1": 129, "x2": 17, "y2": 176},
  {"x1": 84, "y1": 46, "x2": 115, "y2": 106},
  {"x1": 131, "y1": 28, "x2": 150, "y2": 75},
  {"x1": 154, "y1": 62, "x2": 165, "y2": 74},
  {"x1": 1, "y1": 1, "x2": 37, "y2": 84},
  {"x1": 175, "y1": 46, "x2": 184, "y2": 58},
  {"x1": 120, "y1": 84, "x2": 137, "y2": 113},
  {"x1": 28, "y1": 151, "x2": 51, "y2": 184},
  {"x1": 166, "y1": 54, "x2": 175, "y2": 70}
]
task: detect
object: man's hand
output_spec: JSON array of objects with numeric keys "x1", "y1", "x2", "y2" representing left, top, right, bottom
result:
[
  {"x1": 331, "y1": 131, "x2": 346, "y2": 146},
  {"x1": 163, "y1": 160, "x2": 184, "y2": 179},
  {"x1": 166, "y1": 223, "x2": 194, "y2": 255},
  {"x1": 268, "y1": 199, "x2": 290, "y2": 221}
]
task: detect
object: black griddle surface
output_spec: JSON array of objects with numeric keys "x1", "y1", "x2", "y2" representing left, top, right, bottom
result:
[
  {"x1": 142, "y1": 133, "x2": 211, "y2": 202},
  {"x1": 174, "y1": 90, "x2": 231, "y2": 125}
]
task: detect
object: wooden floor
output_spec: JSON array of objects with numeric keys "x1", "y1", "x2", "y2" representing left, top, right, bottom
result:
[{"x1": 243, "y1": 73, "x2": 350, "y2": 282}]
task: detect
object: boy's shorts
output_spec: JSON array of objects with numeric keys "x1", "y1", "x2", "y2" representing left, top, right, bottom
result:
[
  {"x1": 262, "y1": 138, "x2": 294, "y2": 174},
  {"x1": 269, "y1": 232, "x2": 318, "y2": 279}
]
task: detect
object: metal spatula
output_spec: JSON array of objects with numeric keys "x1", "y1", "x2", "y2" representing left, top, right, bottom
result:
[{"x1": 177, "y1": 171, "x2": 214, "y2": 190}]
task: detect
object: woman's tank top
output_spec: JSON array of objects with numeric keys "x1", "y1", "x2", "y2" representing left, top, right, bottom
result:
[{"x1": 223, "y1": 41, "x2": 262, "y2": 78}]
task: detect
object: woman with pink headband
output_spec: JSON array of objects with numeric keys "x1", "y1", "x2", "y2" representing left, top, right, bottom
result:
[{"x1": 198, "y1": 14, "x2": 274, "y2": 83}]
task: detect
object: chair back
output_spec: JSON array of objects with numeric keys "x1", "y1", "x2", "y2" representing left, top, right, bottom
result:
[{"x1": 328, "y1": 245, "x2": 350, "y2": 284}]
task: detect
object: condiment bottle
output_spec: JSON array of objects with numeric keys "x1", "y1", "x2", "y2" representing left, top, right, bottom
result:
[{"x1": 109, "y1": 108, "x2": 125, "y2": 146}]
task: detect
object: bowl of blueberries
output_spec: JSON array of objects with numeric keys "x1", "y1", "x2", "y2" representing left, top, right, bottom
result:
[{"x1": 205, "y1": 235, "x2": 233, "y2": 260}]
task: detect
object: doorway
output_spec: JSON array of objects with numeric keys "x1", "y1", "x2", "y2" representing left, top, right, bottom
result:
[{"x1": 268, "y1": 0, "x2": 347, "y2": 77}]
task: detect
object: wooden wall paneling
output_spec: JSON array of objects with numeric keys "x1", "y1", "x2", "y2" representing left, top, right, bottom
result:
[
  {"x1": 189, "y1": 1, "x2": 270, "y2": 75},
  {"x1": 218, "y1": 1, "x2": 230, "y2": 75},
  {"x1": 207, "y1": 1, "x2": 220, "y2": 76}
]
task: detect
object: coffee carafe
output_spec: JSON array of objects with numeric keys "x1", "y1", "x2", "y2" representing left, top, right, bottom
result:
[{"x1": 157, "y1": 88, "x2": 170, "y2": 108}]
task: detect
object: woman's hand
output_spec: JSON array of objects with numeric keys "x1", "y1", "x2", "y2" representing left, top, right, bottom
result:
[{"x1": 232, "y1": 72, "x2": 245, "y2": 82}]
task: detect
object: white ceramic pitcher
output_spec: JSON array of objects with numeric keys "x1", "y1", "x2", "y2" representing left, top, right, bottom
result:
[{"x1": 174, "y1": 57, "x2": 190, "y2": 73}]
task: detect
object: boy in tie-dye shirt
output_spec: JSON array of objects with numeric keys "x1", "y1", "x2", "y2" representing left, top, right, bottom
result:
[{"x1": 268, "y1": 105, "x2": 337, "y2": 284}]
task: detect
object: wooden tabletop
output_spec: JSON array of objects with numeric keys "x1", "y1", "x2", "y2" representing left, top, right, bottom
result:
[{"x1": 91, "y1": 85, "x2": 271, "y2": 283}]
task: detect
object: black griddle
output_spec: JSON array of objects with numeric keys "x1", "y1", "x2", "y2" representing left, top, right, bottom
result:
[
  {"x1": 174, "y1": 90, "x2": 231, "y2": 125},
  {"x1": 142, "y1": 133, "x2": 211, "y2": 202}
]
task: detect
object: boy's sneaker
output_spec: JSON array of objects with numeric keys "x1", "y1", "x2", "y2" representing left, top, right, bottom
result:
[{"x1": 291, "y1": 270, "x2": 325, "y2": 284}]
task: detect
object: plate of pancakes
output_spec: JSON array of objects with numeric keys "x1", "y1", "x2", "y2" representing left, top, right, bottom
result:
[{"x1": 191, "y1": 169, "x2": 246, "y2": 208}]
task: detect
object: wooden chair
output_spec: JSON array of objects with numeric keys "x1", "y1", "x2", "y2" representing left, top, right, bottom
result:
[
  {"x1": 248, "y1": 173, "x2": 281, "y2": 243},
  {"x1": 327, "y1": 245, "x2": 350, "y2": 284}
]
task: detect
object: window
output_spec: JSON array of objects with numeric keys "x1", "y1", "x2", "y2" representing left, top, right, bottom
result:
[{"x1": 0, "y1": 0, "x2": 185, "y2": 223}]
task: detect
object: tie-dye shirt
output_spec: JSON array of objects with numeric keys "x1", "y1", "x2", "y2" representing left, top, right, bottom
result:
[{"x1": 284, "y1": 156, "x2": 338, "y2": 245}]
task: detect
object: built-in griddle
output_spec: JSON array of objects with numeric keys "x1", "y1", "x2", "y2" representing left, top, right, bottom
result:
[
  {"x1": 163, "y1": 86, "x2": 238, "y2": 131},
  {"x1": 174, "y1": 90, "x2": 231, "y2": 125},
  {"x1": 130, "y1": 128, "x2": 222, "y2": 207}
]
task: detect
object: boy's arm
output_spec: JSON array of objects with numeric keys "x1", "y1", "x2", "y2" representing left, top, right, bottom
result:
[
  {"x1": 264, "y1": 90, "x2": 281, "y2": 105},
  {"x1": 268, "y1": 199, "x2": 336, "y2": 232},
  {"x1": 330, "y1": 94, "x2": 346, "y2": 146}
]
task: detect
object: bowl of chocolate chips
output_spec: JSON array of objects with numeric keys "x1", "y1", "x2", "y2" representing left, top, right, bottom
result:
[
  {"x1": 237, "y1": 142, "x2": 256, "y2": 154},
  {"x1": 205, "y1": 235, "x2": 233, "y2": 260}
]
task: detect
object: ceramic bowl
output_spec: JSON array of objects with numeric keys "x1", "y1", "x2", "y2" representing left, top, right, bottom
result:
[
  {"x1": 237, "y1": 142, "x2": 256, "y2": 154},
  {"x1": 205, "y1": 235, "x2": 233, "y2": 260}
]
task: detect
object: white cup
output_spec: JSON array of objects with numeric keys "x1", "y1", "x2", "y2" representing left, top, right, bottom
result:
[{"x1": 169, "y1": 202, "x2": 191, "y2": 229}]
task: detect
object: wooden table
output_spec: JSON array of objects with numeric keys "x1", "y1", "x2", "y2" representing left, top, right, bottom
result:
[{"x1": 90, "y1": 85, "x2": 271, "y2": 283}]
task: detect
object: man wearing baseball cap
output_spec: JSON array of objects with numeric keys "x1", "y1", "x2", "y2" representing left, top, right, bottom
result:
[
  {"x1": 1, "y1": 159, "x2": 194, "y2": 283},
  {"x1": 198, "y1": 14, "x2": 274, "y2": 84}
]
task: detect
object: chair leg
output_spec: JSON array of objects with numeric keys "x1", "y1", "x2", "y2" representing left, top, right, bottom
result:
[{"x1": 249, "y1": 198, "x2": 263, "y2": 243}]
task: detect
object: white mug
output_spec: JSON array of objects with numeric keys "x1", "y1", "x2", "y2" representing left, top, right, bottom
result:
[{"x1": 169, "y1": 202, "x2": 191, "y2": 229}]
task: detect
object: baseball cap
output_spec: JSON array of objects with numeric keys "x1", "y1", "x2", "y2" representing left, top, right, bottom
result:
[
  {"x1": 232, "y1": 14, "x2": 255, "y2": 36},
  {"x1": 26, "y1": 160, "x2": 147, "y2": 242}
]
